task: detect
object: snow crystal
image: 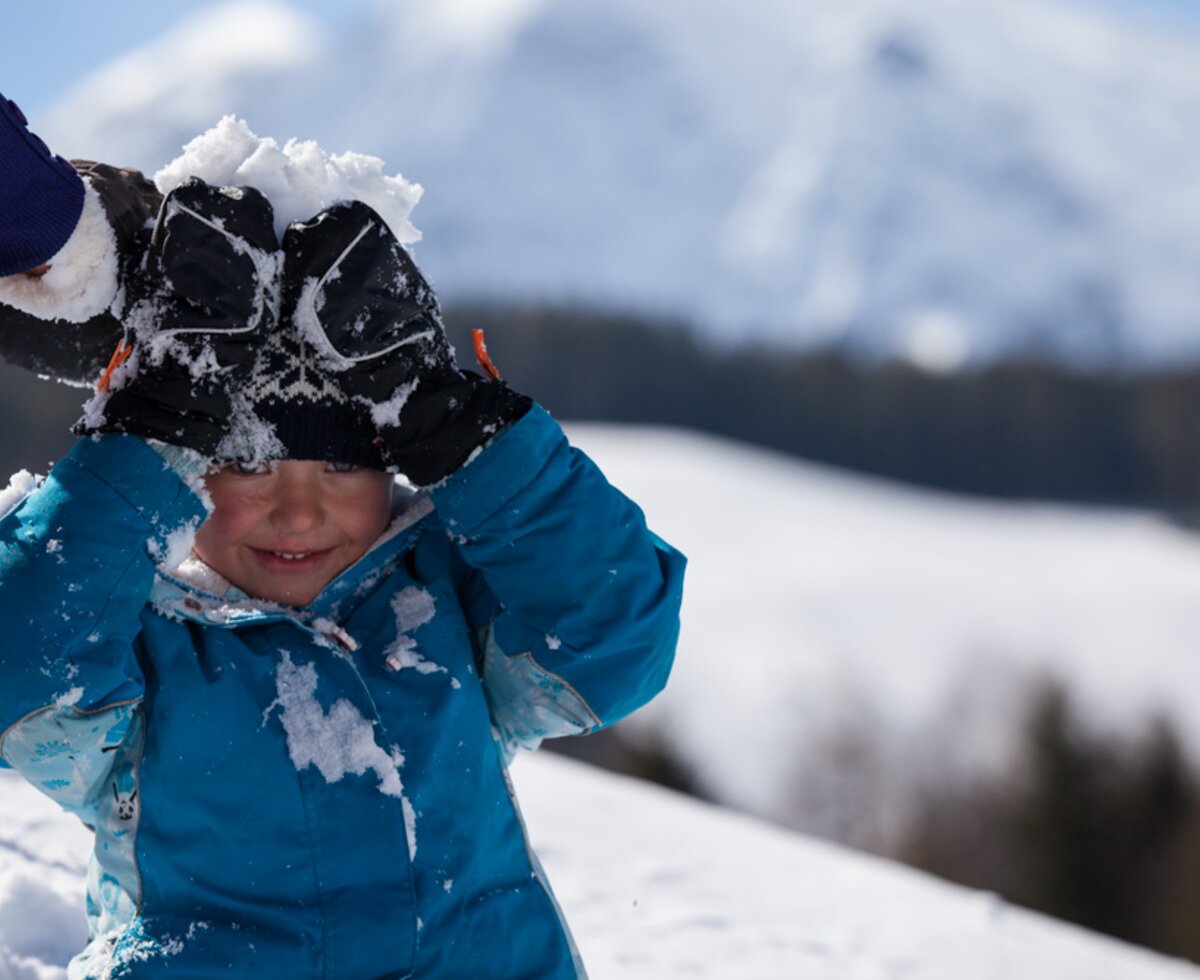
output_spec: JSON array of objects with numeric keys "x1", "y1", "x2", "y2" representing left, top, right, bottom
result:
[
  {"x1": 155, "y1": 116, "x2": 423, "y2": 244},
  {"x1": 358, "y1": 379, "x2": 419, "y2": 429},
  {"x1": 3, "y1": 749, "x2": 1198, "y2": 980},
  {"x1": 382, "y1": 587, "x2": 444, "y2": 675},
  {"x1": 147, "y1": 441, "x2": 213, "y2": 511},
  {"x1": 266, "y1": 651, "x2": 406, "y2": 800},
  {"x1": 0, "y1": 470, "x2": 41, "y2": 522},
  {"x1": 310, "y1": 617, "x2": 359, "y2": 654},
  {"x1": 146, "y1": 518, "x2": 200, "y2": 573},
  {"x1": 294, "y1": 252, "x2": 436, "y2": 373},
  {"x1": 213, "y1": 392, "x2": 286, "y2": 465},
  {"x1": 53, "y1": 688, "x2": 84, "y2": 710},
  {"x1": 77, "y1": 386, "x2": 116, "y2": 440},
  {"x1": 133, "y1": 198, "x2": 284, "y2": 373},
  {"x1": 291, "y1": 275, "x2": 334, "y2": 362},
  {"x1": 401, "y1": 791, "x2": 418, "y2": 861},
  {"x1": 545, "y1": 634, "x2": 562, "y2": 651},
  {"x1": 80, "y1": 917, "x2": 204, "y2": 978}
]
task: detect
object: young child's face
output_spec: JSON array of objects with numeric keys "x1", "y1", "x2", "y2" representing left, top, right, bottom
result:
[{"x1": 193, "y1": 460, "x2": 394, "y2": 606}]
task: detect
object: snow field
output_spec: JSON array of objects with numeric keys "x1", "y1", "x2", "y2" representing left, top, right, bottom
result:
[
  {"x1": 4, "y1": 753, "x2": 1198, "y2": 980},
  {"x1": 561, "y1": 423, "x2": 1200, "y2": 842},
  {"x1": 512, "y1": 753, "x2": 1200, "y2": 980}
]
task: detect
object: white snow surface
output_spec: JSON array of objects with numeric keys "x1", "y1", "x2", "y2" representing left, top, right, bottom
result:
[
  {"x1": 1, "y1": 753, "x2": 1197, "y2": 979},
  {"x1": 40, "y1": 0, "x2": 1200, "y2": 367},
  {"x1": 560, "y1": 423, "x2": 1200, "y2": 843}
]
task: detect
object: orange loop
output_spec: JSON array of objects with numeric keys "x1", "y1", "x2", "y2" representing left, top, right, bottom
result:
[
  {"x1": 97, "y1": 340, "x2": 133, "y2": 393},
  {"x1": 472, "y1": 328, "x2": 503, "y2": 382}
]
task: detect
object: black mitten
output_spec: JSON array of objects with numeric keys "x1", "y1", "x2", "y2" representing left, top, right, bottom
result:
[
  {"x1": 77, "y1": 178, "x2": 281, "y2": 456},
  {"x1": 374, "y1": 367, "x2": 532, "y2": 486},
  {"x1": 281, "y1": 201, "x2": 529, "y2": 484}
]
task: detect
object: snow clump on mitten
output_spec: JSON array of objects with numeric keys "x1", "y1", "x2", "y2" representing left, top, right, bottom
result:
[{"x1": 154, "y1": 116, "x2": 423, "y2": 245}]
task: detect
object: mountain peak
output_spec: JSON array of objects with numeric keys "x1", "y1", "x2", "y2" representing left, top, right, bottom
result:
[{"x1": 41, "y1": 0, "x2": 1200, "y2": 368}]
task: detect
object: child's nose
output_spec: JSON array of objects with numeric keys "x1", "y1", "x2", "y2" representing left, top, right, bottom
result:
[{"x1": 269, "y1": 485, "x2": 324, "y2": 534}]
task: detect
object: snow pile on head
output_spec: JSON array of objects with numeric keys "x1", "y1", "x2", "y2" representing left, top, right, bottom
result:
[{"x1": 154, "y1": 116, "x2": 423, "y2": 243}]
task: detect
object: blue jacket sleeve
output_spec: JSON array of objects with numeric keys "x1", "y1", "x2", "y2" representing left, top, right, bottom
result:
[
  {"x1": 430, "y1": 406, "x2": 685, "y2": 754},
  {"x1": 0, "y1": 435, "x2": 206, "y2": 808}
]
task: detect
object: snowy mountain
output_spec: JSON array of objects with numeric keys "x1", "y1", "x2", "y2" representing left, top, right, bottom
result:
[
  {"x1": 3, "y1": 753, "x2": 1198, "y2": 979},
  {"x1": 561, "y1": 422, "x2": 1200, "y2": 842},
  {"x1": 39, "y1": 0, "x2": 1200, "y2": 369}
]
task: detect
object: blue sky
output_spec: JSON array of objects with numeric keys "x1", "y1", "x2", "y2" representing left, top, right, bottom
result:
[
  {"x1": 1, "y1": 0, "x2": 1197, "y2": 116},
  {"x1": 0, "y1": 1, "x2": 372, "y2": 114}
]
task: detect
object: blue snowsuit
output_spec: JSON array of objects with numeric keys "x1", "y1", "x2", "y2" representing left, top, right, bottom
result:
[{"x1": 0, "y1": 405, "x2": 685, "y2": 978}]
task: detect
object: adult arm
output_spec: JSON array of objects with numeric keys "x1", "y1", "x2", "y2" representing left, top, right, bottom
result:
[{"x1": 0, "y1": 93, "x2": 159, "y2": 383}]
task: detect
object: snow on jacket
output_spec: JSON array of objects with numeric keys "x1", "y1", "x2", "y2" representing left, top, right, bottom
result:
[{"x1": 0, "y1": 406, "x2": 685, "y2": 978}]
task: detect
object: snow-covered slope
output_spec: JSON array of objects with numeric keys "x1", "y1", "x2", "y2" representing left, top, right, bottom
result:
[
  {"x1": 41, "y1": 0, "x2": 1200, "y2": 367},
  {"x1": 3, "y1": 423, "x2": 1200, "y2": 974},
  {"x1": 561, "y1": 423, "x2": 1200, "y2": 841},
  {"x1": 3, "y1": 754, "x2": 1198, "y2": 979}
]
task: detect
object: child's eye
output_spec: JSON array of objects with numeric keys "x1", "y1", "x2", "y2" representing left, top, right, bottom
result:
[
  {"x1": 327, "y1": 461, "x2": 359, "y2": 474},
  {"x1": 230, "y1": 460, "x2": 273, "y2": 476}
]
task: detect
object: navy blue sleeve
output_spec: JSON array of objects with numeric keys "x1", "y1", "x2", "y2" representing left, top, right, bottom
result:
[{"x1": 0, "y1": 92, "x2": 85, "y2": 275}]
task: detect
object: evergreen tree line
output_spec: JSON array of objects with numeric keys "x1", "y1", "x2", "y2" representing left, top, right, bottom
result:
[
  {"x1": 445, "y1": 304, "x2": 1200, "y2": 515},
  {"x1": 552, "y1": 681, "x2": 1200, "y2": 963},
  {"x1": 6, "y1": 301, "x2": 1200, "y2": 517},
  {"x1": 899, "y1": 682, "x2": 1200, "y2": 962}
]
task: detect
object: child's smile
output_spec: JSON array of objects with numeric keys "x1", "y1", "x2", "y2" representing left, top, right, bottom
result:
[
  {"x1": 248, "y1": 544, "x2": 338, "y2": 575},
  {"x1": 193, "y1": 460, "x2": 394, "y2": 606}
]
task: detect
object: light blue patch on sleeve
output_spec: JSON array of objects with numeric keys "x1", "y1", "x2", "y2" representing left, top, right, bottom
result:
[
  {"x1": 1, "y1": 701, "x2": 138, "y2": 817},
  {"x1": 479, "y1": 628, "x2": 602, "y2": 761}
]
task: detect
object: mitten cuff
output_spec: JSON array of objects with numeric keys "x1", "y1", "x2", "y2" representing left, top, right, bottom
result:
[{"x1": 0, "y1": 95, "x2": 85, "y2": 276}]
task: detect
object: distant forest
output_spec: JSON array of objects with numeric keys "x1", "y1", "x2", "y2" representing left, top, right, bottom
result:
[
  {"x1": 4, "y1": 303, "x2": 1200, "y2": 517},
  {"x1": 446, "y1": 305, "x2": 1200, "y2": 517}
]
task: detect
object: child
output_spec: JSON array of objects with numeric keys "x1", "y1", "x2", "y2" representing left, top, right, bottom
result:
[{"x1": 0, "y1": 95, "x2": 685, "y2": 978}]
